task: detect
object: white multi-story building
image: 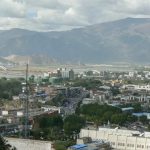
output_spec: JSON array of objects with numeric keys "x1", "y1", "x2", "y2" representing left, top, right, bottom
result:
[
  {"x1": 120, "y1": 95, "x2": 150, "y2": 103},
  {"x1": 0, "y1": 110, "x2": 8, "y2": 116},
  {"x1": 145, "y1": 72, "x2": 150, "y2": 79},
  {"x1": 129, "y1": 72, "x2": 135, "y2": 78},
  {"x1": 61, "y1": 69, "x2": 69, "y2": 78},
  {"x1": 80, "y1": 127, "x2": 150, "y2": 150},
  {"x1": 122, "y1": 84, "x2": 150, "y2": 91},
  {"x1": 82, "y1": 98, "x2": 96, "y2": 105},
  {"x1": 57, "y1": 68, "x2": 74, "y2": 79},
  {"x1": 41, "y1": 106, "x2": 61, "y2": 114}
]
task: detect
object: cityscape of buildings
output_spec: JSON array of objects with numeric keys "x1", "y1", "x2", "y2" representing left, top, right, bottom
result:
[
  {"x1": 1, "y1": 1, "x2": 150, "y2": 150},
  {"x1": 1, "y1": 64, "x2": 150, "y2": 149}
]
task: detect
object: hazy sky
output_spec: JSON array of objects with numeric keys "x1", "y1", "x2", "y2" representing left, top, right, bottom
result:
[{"x1": 1, "y1": 0, "x2": 150, "y2": 31}]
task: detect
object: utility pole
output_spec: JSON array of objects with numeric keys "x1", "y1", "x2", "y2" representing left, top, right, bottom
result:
[{"x1": 24, "y1": 63, "x2": 29, "y2": 138}]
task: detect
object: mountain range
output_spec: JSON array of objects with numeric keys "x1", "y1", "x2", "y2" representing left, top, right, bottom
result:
[{"x1": 0, "y1": 17, "x2": 150, "y2": 63}]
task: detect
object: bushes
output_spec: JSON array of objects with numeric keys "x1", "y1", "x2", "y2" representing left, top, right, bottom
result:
[
  {"x1": 32, "y1": 114, "x2": 85, "y2": 140},
  {"x1": 79, "y1": 103, "x2": 135, "y2": 125},
  {"x1": 64, "y1": 115, "x2": 85, "y2": 135},
  {"x1": 72, "y1": 79, "x2": 102, "y2": 90},
  {"x1": 0, "y1": 78, "x2": 21, "y2": 100}
]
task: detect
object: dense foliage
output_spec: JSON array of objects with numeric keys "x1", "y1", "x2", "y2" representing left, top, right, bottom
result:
[
  {"x1": 38, "y1": 114, "x2": 63, "y2": 128},
  {"x1": 47, "y1": 93, "x2": 68, "y2": 107},
  {"x1": 119, "y1": 103, "x2": 142, "y2": 113},
  {"x1": 63, "y1": 115, "x2": 85, "y2": 135},
  {"x1": 0, "y1": 136, "x2": 16, "y2": 150},
  {"x1": 0, "y1": 78, "x2": 22, "y2": 100},
  {"x1": 32, "y1": 114, "x2": 63, "y2": 140},
  {"x1": 32, "y1": 114, "x2": 85, "y2": 141},
  {"x1": 54, "y1": 140, "x2": 75, "y2": 150},
  {"x1": 79, "y1": 103, "x2": 137, "y2": 126},
  {"x1": 72, "y1": 79, "x2": 102, "y2": 90}
]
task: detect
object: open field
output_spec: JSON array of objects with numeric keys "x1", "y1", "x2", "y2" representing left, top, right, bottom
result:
[{"x1": 0, "y1": 63, "x2": 139, "y2": 79}]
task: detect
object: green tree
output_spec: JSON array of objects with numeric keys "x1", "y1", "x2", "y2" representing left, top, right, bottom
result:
[
  {"x1": 101, "y1": 111, "x2": 113, "y2": 122},
  {"x1": 49, "y1": 93, "x2": 68, "y2": 107},
  {"x1": 139, "y1": 115, "x2": 148, "y2": 124},
  {"x1": 0, "y1": 136, "x2": 16, "y2": 150},
  {"x1": 64, "y1": 115, "x2": 85, "y2": 136},
  {"x1": 126, "y1": 115, "x2": 138, "y2": 123},
  {"x1": 111, "y1": 114, "x2": 127, "y2": 125},
  {"x1": 38, "y1": 114, "x2": 63, "y2": 129},
  {"x1": 132, "y1": 103, "x2": 142, "y2": 112},
  {"x1": 148, "y1": 124, "x2": 150, "y2": 131},
  {"x1": 0, "y1": 78, "x2": 21, "y2": 100},
  {"x1": 79, "y1": 103, "x2": 121, "y2": 123},
  {"x1": 72, "y1": 79, "x2": 102, "y2": 90},
  {"x1": 29, "y1": 75, "x2": 35, "y2": 83},
  {"x1": 54, "y1": 140, "x2": 75, "y2": 150},
  {"x1": 32, "y1": 114, "x2": 63, "y2": 140}
]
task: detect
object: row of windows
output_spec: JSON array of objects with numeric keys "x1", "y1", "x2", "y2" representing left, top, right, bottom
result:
[
  {"x1": 111, "y1": 142, "x2": 150, "y2": 149},
  {"x1": 137, "y1": 144, "x2": 144, "y2": 148},
  {"x1": 127, "y1": 144, "x2": 134, "y2": 147},
  {"x1": 119, "y1": 143, "x2": 147, "y2": 148},
  {"x1": 147, "y1": 145, "x2": 150, "y2": 149},
  {"x1": 118, "y1": 143, "x2": 125, "y2": 146}
]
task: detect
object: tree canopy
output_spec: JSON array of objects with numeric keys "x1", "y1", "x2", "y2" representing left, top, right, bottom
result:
[
  {"x1": 64, "y1": 114, "x2": 85, "y2": 135},
  {"x1": 38, "y1": 114, "x2": 63, "y2": 129},
  {"x1": 32, "y1": 114, "x2": 63, "y2": 140},
  {"x1": 79, "y1": 103, "x2": 137, "y2": 126},
  {"x1": 72, "y1": 79, "x2": 102, "y2": 90},
  {"x1": 0, "y1": 136, "x2": 16, "y2": 150},
  {"x1": 0, "y1": 78, "x2": 21, "y2": 100}
]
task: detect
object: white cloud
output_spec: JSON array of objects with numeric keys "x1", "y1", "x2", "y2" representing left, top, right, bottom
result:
[
  {"x1": 0, "y1": 0, "x2": 150, "y2": 31},
  {"x1": 0, "y1": 0, "x2": 26, "y2": 18}
]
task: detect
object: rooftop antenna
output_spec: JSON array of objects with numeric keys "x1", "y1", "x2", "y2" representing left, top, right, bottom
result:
[{"x1": 24, "y1": 63, "x2": 29, "y2": 138}]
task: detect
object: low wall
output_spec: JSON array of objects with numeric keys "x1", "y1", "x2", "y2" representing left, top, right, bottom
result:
[{"x1": 7, "y1": 138, "x2": 53, "y2": 150}]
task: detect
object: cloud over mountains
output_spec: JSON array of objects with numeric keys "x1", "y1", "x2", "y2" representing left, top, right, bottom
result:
[{"x1": 1, "y1": 0, "x2": 150, "y2": 31}]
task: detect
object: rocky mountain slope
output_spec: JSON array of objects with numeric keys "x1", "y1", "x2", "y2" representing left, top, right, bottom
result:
[{"x1": 0, "y1": 18, "x2": 150, "y2": 63}]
